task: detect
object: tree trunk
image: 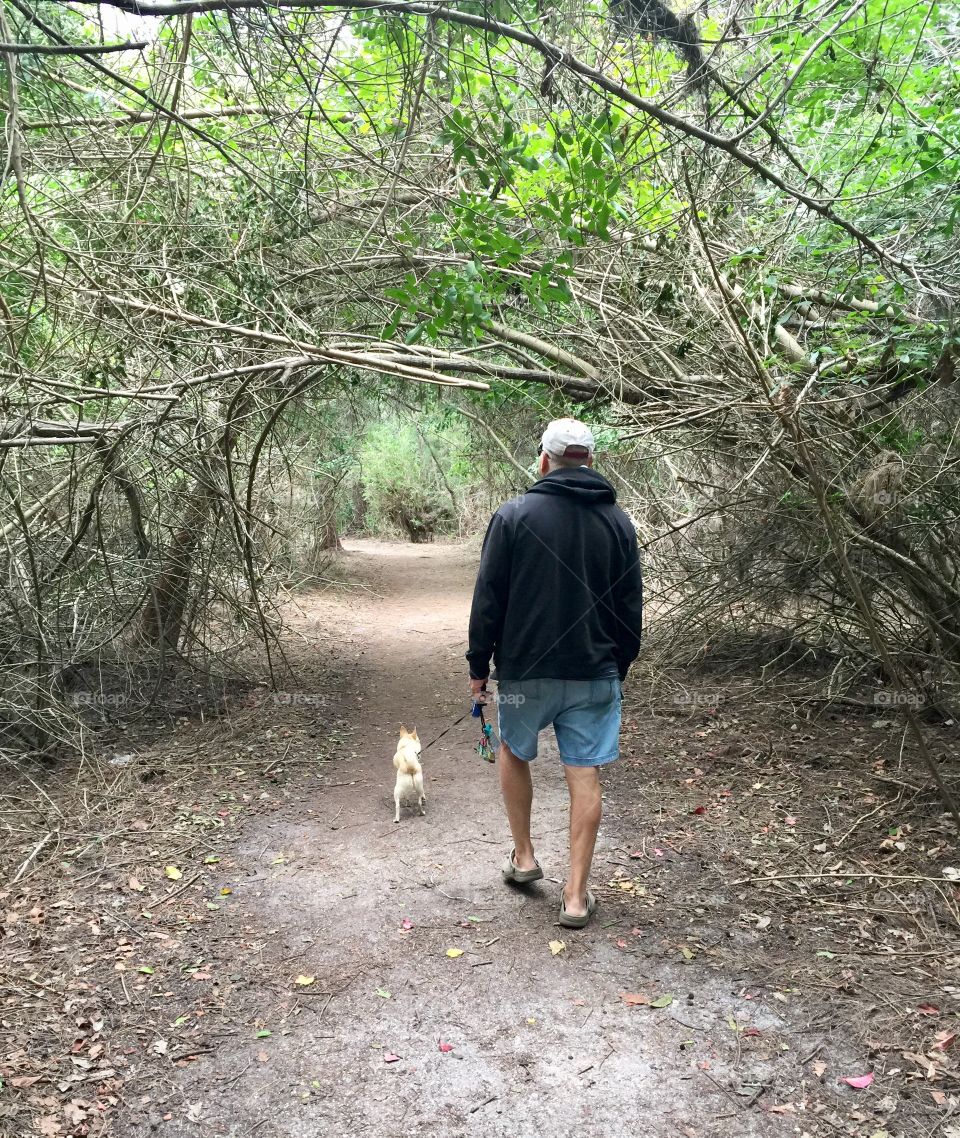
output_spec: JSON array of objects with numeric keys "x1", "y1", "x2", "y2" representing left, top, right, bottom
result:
[{"x1": 139, "y1": 485, "x2": 212, "y2": 652}]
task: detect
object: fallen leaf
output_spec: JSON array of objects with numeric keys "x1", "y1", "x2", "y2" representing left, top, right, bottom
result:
[
  {"x1": 9, "y1": 1075, "x2": 41, "y2": 1088},
  {"x1": 933, "y1": 1030, "x2": 957, "y2": 1051},
  {"x1": 255, "y1": 1029, "x2": 271, "y2": 1039},
  {"x1": 203, "y1": 855, "x2": 221, "y2": 865},
  {"x1": 219, "y1": 886, "x2": 232, "y2": 896},
  {"x1": 445, "y1": 948, "x2": 464, "y2": 959},
  {"x1": 256, "y1": 1050, "x2": 269, "y2": 1063},
  {"x1": 691, "y1": 806, "x2": 707, "y2": 816},
  {"x1": 63, "y1": 1102, "x2": 88, "y2": 1126},
  {"x1": 812, "y1": 1060, "x2": 827, "y2": 1078},
  {"x1": 769, "y1": 1103, "x2": 796, "y2": 1114},
  {"x1": 620, "y1": 992, "x2": 650, "y2": 1007},
  {"x1": 128, "y1": 876, "x2": 145, "y2": 892},
  {"x1": 438, "y1": 1041, "x2": 454, "y2": 1053},
  {"x1": 151, "y1": 1039, "x2": 169, "y2": 1055},
  {"x1": 164, "y1": 866, "x2": 182, "y2": 881},
  {"x1": 755, "y1": 916, "x2": 772, "y2": 930},
  {"x1": 918, "y1": 1003, "x2": 940, "y2": 1015},
  {"x1": 294, "y1": 975, "x2": 315, "y2": 987},
  {"x1": 383, "y1": 1052, "x2": 402, "y2": 1063},
  {"x1": 549, "y1": 940, "x2": 566, "y2": 956},
  {"x1": 38, "y1": 1117, "x2": 61, "y2": 1137},
  {"x1": 374, "y1": 988, "x2": 391, "y2": 999},
  {"x1": 650, "y1": 994, "x2": 674, "y2": 1008},
  {"x1": 400, "y1": 918, "x2": 413, "y2": 931},
  {"x1": 784, "y1": 816, "x2": 797, "y2": 826},
  {"x1": 842, "y1": 1072, "x2": 874, "y2": 1089}
]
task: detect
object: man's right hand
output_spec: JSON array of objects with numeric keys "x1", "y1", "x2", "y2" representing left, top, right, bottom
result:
[{"x1": 469, "y1": 676, "x2": 489, "y2": 702}]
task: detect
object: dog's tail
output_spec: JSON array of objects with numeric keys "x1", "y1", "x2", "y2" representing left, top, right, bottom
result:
[{"x1": 393, "y1": 750, "x2": 421, "y2": 775}]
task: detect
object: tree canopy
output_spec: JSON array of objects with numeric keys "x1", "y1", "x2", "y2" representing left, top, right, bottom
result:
[{"x1": 1, "y1": 1, "x2": 959, "y2": 785}]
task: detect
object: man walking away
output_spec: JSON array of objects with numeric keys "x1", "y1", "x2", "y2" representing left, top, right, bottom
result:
[{"x1": 466, "y1": 419, "x2": 643, "y2": 928}]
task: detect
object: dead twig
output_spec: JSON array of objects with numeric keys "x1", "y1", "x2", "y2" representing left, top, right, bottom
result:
[
  {"x1": 10, "y1": 829, "x2": 55, "y2": 883},
  {"x1": 161, "y1": 871, "x2": 202, "y2": 904}
]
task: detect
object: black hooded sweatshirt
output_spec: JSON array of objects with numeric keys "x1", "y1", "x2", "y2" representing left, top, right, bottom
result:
[{"x1": 466, "y1": 467, "x2": 643, "y2": 683}]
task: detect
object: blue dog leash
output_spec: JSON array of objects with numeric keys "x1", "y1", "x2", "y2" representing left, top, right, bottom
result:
[
  {"x1": 418, "y1": 691, "x2": 498, "y2": 762},
  {"x1": 471, "y1": 692, "x2": 498, "y2": 763}
]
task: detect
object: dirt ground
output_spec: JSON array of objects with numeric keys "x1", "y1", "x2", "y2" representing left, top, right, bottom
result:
[{"x1": 1, "y1": 539, "x2": 958, "y2": 1138}]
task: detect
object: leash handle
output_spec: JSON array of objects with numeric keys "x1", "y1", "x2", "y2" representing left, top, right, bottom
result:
[{"x1": 475, "y1": 699, "x2": 498, "y2": 764}]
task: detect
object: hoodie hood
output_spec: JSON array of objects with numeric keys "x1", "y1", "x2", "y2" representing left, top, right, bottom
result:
[{"x1": 526, "y1": 466, "x2": 617, "y2": 505}]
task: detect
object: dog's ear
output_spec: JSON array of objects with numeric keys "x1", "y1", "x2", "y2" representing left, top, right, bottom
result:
[
  {"x1": 411, "y1": 728, "x2": 419, "y2": 740},
  {"x1": 399, "y1": 723, "x2": 408, "y2": 736}
]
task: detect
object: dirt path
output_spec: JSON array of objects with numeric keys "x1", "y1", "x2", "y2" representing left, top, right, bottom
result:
[
  {"x1": 72, "y1": 536, "x2": 958, "y2": 1138},
  {"x1": 114, "y1": 539, "x2": 811, "y2": 1138}
]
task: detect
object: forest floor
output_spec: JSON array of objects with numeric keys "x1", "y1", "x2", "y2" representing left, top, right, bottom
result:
[{"x1": 2, "y1": 539, "x2": 958, "y2": 1138}]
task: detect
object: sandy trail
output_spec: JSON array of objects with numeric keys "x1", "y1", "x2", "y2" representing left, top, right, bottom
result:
[{"x1": 129, "y1": 539, "x2": 796, "y2": 1138}]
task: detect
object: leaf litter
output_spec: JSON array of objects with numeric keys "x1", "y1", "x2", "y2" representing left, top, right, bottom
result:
[{"x1": 2, "y1": 562, "x2": 958, "y2": 1138}]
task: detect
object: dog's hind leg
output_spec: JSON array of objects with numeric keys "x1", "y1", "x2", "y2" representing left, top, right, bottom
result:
[
  {"x1": 394, "y1": 788, "x2": 402, "y2": 824},
  {"x1": 415, "y1": 772, "x2": 426, "y2": 815}
]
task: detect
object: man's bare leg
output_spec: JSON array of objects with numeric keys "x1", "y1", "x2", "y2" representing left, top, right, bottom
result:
[
  {"x1": 498, "y1": 742, "x2": 537, "y2": 871},
  {"x1": 563, "y1": 766, "x2": 602, "y2": 917}
]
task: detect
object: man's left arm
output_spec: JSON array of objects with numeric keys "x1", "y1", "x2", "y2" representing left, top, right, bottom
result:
[{"x1": 612, "y1": 526, "x2": 643, "y2": 681}]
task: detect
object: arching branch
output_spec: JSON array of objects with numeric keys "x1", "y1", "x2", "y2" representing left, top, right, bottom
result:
[{"x1": 60, "y1": 0, "x2": 934, "y2": 287}]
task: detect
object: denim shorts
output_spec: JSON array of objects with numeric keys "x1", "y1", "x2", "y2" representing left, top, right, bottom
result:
[{"x1": 496, "y1": 677, "x2": 622, "y2": 768}]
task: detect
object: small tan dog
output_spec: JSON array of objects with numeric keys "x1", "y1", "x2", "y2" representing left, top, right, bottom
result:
[{"x1": 393, "y1": 725, "x2": 425, "y2": 824}]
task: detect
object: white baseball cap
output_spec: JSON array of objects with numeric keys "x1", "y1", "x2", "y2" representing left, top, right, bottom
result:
[{"x1": 540, "y1": 418, "x2": 595, "y2": 461}]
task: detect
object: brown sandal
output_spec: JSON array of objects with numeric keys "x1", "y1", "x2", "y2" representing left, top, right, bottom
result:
[
  {"x1": 501, "y1": 849, "x2": 544, "y2": 885},
  {"x1": 559, "y1": 889, "x2": 597, "y2": 928}
]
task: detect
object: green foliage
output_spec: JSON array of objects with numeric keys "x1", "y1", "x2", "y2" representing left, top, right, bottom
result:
[{"x1": 357, "y1": 418, "x2": 466, "y2": 540}]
